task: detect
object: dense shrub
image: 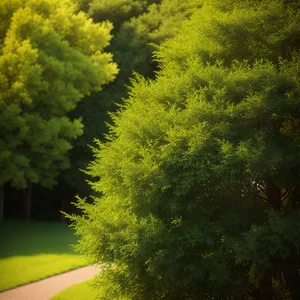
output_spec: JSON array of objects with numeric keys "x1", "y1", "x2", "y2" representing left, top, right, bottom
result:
[{"x1": 69, "y1": 0, "x2": 300, "y2": 298}]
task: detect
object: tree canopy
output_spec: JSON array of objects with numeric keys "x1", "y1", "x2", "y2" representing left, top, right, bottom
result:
[
  {"x1": 77, "y1": 0, "x2": 159, "y2": 27},
  {"x1": 0, "y1": 0, "x2": 117, "y2": 190},
  {"x1": 64, "y1": 0, "x2": 202, "y2": 196},
  {"x1": 70, "y1": 0, "x2": 300, "y2": 298}
]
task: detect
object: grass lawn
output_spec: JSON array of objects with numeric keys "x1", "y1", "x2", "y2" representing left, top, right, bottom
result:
[
  {"x1": 51, "y1": 278, "x2": 132, "y2": 300},
  {"x1": 0, "y1": 220, "x2": 87, "y2": 291},
  {"x1": 50, "y1": 279, "x2": 97, "y2": 300}
]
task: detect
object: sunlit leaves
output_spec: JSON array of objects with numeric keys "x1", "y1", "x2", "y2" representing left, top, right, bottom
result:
[
  {"x1": 0, "y1": 0, "x2": 117, "y2": 188},
  {"x1": 70, "y1": 0, "x2": 300, "y2": 298}
]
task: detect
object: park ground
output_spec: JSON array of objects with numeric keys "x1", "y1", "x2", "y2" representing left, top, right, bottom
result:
[{"x1": 0, "y1": 220, "x2": 89, "y2": 294}]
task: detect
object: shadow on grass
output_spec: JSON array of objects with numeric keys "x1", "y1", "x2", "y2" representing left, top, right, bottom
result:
[{"x1": 0, "y1": 220, "x2": 78, "y2": 259}]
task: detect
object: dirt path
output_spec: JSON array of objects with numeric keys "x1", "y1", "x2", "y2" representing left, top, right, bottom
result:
[{"x1": 0, "y1": 265, "x2": 98, "y2": 300}]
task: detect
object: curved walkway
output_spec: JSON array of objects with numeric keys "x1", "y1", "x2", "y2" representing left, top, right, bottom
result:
[{"x1": 0, "y1": 265, "x2": 98, "y2": 300}]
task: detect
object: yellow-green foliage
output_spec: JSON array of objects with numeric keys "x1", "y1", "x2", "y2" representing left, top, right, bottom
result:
[
  {"x1": 63, "y1": 0, "x2": 203, "y2": 194},
  {"x1": 0, "y1": 0, "x2": 118, "y2": 189},
  {"x1": 69, "y1": 0, "x2": 300, "y2": 299}
]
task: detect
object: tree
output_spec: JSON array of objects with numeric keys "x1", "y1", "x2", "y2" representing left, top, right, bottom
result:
[
  {"x1": 77, "y1": 0, "x2": 159, "y2": 29},
  {"x1": 64, "y1": 0, "x2": 203, "y2": 199},
  {"x1": 0, "y1": 0, "x2": 118, "y2": 220},
  {"x1": 69, "y1": 0, "x2": 300, "y2": 298}
]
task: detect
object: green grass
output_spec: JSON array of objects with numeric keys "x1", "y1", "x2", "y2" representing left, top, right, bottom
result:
[
  {"x1": 51, "y1": 278, "x2": 130, "y2": 300},
  {"x1": 50, "y1": 279, "x2": 97, "y2": 300},
  {"x1": 0, "y1": 220, "x2": 87, "y2": 291}
]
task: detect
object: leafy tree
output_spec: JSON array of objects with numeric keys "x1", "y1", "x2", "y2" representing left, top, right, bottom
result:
[
  {"x1": 0, "y1": 0, "x2": 117, "y2": 220},
  {"x1": 65, "y1": 0, "x2": 202, "y2": 198},
  {"x1": 69, "y1": 0, "x2": 300, "y2": 299},
  {"x1": 77, "y1": 0, "x2": 159, "y2": 28}
]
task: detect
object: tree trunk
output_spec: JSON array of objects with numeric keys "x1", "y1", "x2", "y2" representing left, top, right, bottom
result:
[
  {"x1": 284, "y1": 256, "x2": 300, "y2": 299},
  {"x1": 248, "y1": 274, "x2": 274, "y2": 300},
  {"x1": 266, "y1": 180, "x2": 281, "y2": 211},
  {"x1": 259, "y1": 278, "x2": 274, "y2": 300},
  {"x1": 60, "y1": 198, "x2": 66, "y2": 222},
  {"x1": 24, "y1": 183, "x2": 32, "y2": 220},
  {"x1": 0, "y1": 184, "x2": 4, "y2": 222}
]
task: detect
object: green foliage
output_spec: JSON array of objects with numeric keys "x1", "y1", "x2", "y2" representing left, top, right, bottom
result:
[
  {"x1": 77, "y1": 0, "x2": 156, "y2": 26},
  {"x1": 69, "y1": 0, "x2": 300, "y2": 298},
  {"x1": 0, "y1": 0, "x2": 117, "y2": 189},
  {"x1": 65, "y1": 0, "x2": 202, "y2": 195},
  {"x1": 157, "y1": 0, "x2": 300, "y2": 67},
  {"x1": 112, "y1": 0, "x2": 203, "y2": 75}
]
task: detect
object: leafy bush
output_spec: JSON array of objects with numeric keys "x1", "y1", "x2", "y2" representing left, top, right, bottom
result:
[{"x1": 69, "y1": 0, "x2": 300, "y2": 298}]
